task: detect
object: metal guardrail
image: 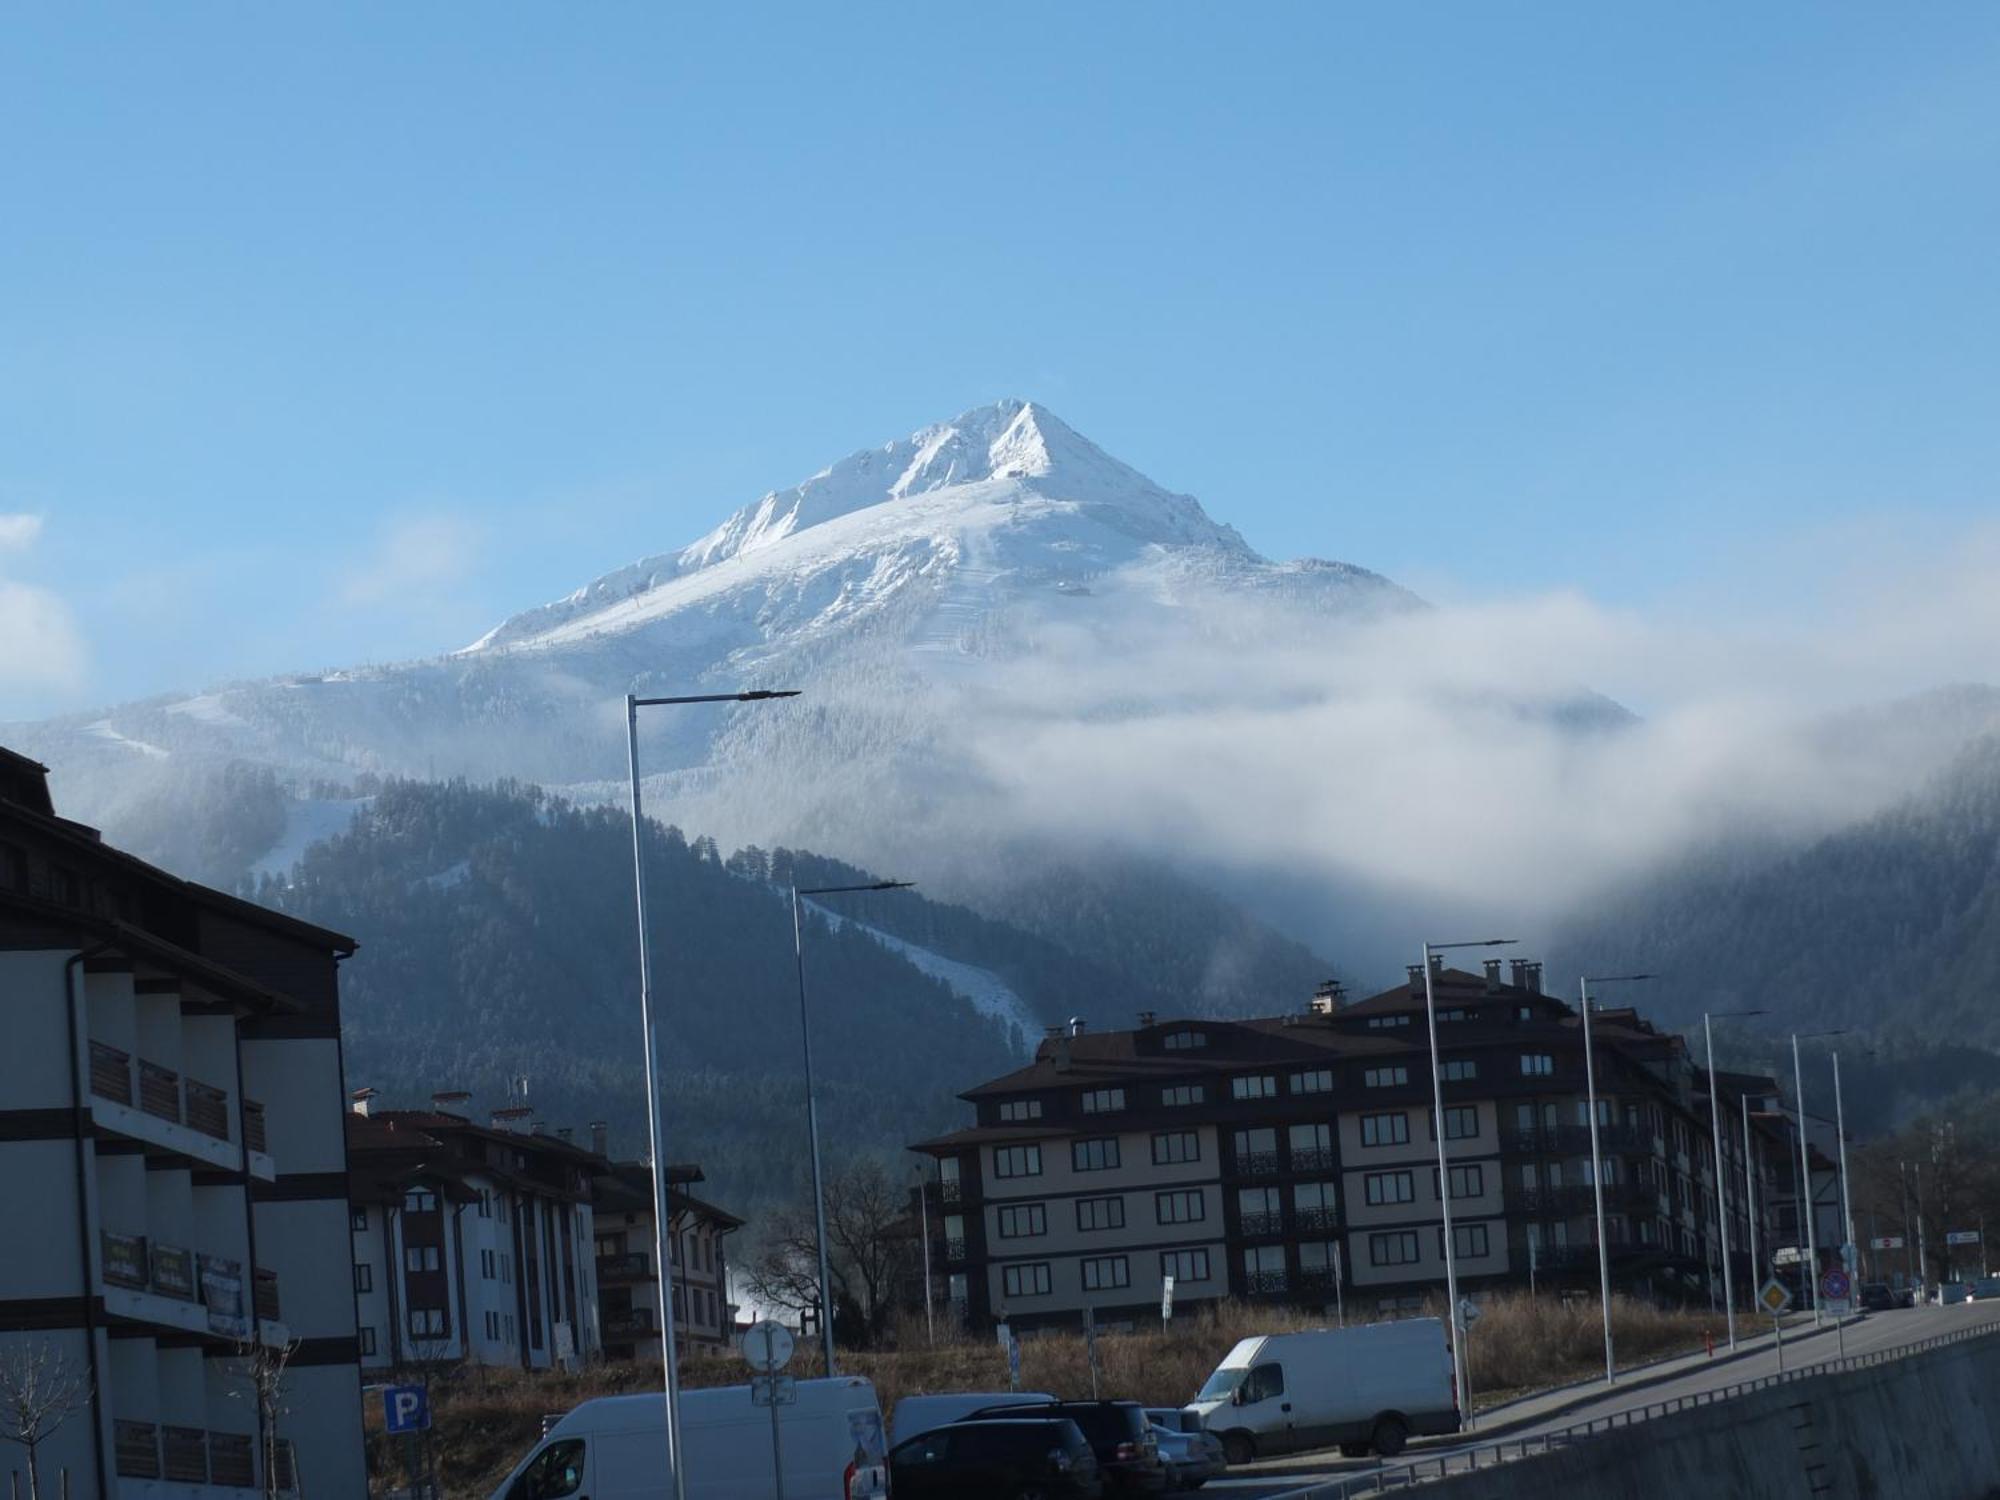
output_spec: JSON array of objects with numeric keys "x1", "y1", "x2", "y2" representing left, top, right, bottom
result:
[{"x1": 1309, "y1": 1318, "x2": 2000, "y2": 1498}]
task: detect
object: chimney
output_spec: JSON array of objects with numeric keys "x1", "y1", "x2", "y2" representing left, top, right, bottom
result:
[
  {"x1": 1509, "y1": 959, "x2": 1544, "y2": 995},
  {"x1": 1523, "y1": 961, "x2": 1543, "y2": 995},
  {"x1": 1054, "y1": 1034, "x2": 1073, "y2": 1073},
  {"x1": 1482, "y1": 959, "x2": 1503, "y2": 994},
  {"x1": 350, "y1": 1087, "x2": 377, "y2": 1117},
  {"x1": 1136, "y1": 1010, "x2": 1156, "y2": 1030},
  {"x1": 490, "y1": 1106, "x2": 534, "y2": 1134},
  {"x1": 531, "y1": 1119, "x2": 548, "y2": 1136},
  {"x1": 557, "y1": 1126, "x2": 573, "y2": 1143},
  {"x1": 590, "y1": 1121, "x2": 609, "y2": 1158},
  {"x1": 1406, "y1": 964, "x2": 1424, "y2": 993},
  {"x1": 1069, "y1": 1016, "x2": 1086, "y2": 1037},
  {"x1": 1311, "y1": 979, "x2": 1345, "y2": 1017},
  {"x1": 431, "y1": 1089, "x2": 472, "y2": 1112}
]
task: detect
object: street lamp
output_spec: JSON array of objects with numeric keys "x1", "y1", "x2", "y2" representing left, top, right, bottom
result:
[
  {"x1": 1701, "y1": 1008, "x2": 1766, "y2": 1351},
  {"x1": 626, "y1": 687, "x2": 798, "y2": 1500},
  {"x1": 792, "y1": 877, "x2": 915, "y2": 1375},
  {"x1": 1421, "y1": 937, "x2": 1515, "y2": 1422},
  {"x1": 1791, "y1": 1029, "x2": 1848, "y2": 1327},
  {"x1": 1578, "y1": 973, "x2": 1654, "y2": 1384},
  {"x1": 913, "y1": 1161, "x2": 935, "y2": 1348},
  {"x1": 1830, "y1": 1050, "x2": 1872, "y2": 1288}
]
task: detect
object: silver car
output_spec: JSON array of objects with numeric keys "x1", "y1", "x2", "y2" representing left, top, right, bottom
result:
[{"x1": 1146, "y1": 1410, "x2": 1226, "y2": 1491}]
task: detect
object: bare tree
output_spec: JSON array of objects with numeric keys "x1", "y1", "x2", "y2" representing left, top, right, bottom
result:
[
  {"x1": 233, "y1": 1335, "x2": 300, "y2": 1500},
  {"x1": 743, "y1": 1161, "x2": 915, "y2": 1346},
  {"x1": 0, "y1": 1340, "x2": 90, "y2": 1500}
]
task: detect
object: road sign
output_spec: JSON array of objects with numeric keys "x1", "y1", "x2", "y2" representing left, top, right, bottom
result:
[
  {"x1": 742, "y1": 1319, "x2": 795, "y2": 1372},
  {"x1": 1947, "y1": 1230, "x2": 1983, "y2": 1246},
  {"x1": 750, "y1": 1375, "x2": 798, "y2": 1407},
  {"x1": 1757, "y1": 1278, "x2": 1792, "y2": 1315},
  {"x1": 1458, "y1": 1297, "x2": 1482, "y2": 1327},
  {"x1": 1821, "y1": 1269, "x2": 1851, "y2": 1303},
  {"x1": 1161, "y1": 1274, "x2": 1175, "y2": 1321},
  {"x1": 1871, "y1": 1236, "x2": 1906, "y2": 1250},
  {"x1": 383, "y1": 1384, "x2": 430, "y2": 1434}
]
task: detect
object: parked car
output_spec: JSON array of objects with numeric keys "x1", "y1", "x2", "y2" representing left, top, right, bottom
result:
[
  {"x1": 1895, "y1": 1285, "x2": 1917, "y2": 1309},
  {"x1": 488, "y1": 1376, "x2": 889, "y2": 1500},
  {"x1": 1143, "y1": 1408, "x2": 1204, "y2": 1436},
  {"x1": 1859, "y1": 1282, "x2": 1895, "y2": 1312},
  {"x1": 1148, "y1": 1422, "x2": 1225, "y2": 1490},
  {"x1": 1972, "y1": 1276, "x2": 2000, "y2": 1301},
  {"x1": 891, "y1": 1391, "x2": 1059, "y2": 1443},
  {"x1": 889, "y1": 1417, "x2": 1102, "y2": 1500},
  {"x1": 1189, "y1": 1320, "x2": 1459, "y2": 1464},
  {"x1": 963, "y1": 1400, "x2": 1168, "y2": 1494}
]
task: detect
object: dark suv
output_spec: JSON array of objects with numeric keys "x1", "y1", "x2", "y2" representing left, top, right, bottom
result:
[
  {"x1": 1859, "y1": 1282, "x2": 1895, "y2": 1312},
  {"x1": 889, "y1": 1417, "x2": 1102, "y2": 1499},
  {"x1": 964, "y1": 1401, "x2": 1168, "y2": 1494}
]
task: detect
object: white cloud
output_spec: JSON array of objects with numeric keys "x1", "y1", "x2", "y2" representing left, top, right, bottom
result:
[
  {"x1": 0, "y1": 513, "x2": 44, "y2": 551},
  {"x1": 338, "y1": 513, "x2": 486, "y2": 608},
  {"x1": 0, "y1": 578, "x2": 87, "y2": 691}
]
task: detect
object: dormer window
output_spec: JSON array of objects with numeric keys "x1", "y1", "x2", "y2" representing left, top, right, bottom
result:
[
  {"x1": 998, "y1": 1098, "x2": 1042, "y2": 1123},
  {"x1": 1366, "y1": 1014, "x2": 1413, "y2": 1030},
  {"x1": 1080, "y1": 1088, "x2": 1125, "y2": 1115},
  {"x1": 1162, "y1": 1029, "x2": 1208, "y2": 1051}
]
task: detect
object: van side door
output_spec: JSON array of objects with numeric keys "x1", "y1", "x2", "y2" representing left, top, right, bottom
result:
[
  {"x1": 506, "y1": 1437, "x2": 588, "y2": 1500},
  {"x1": 1236, "y1": 1362, "x2": 1292, "y2": 1452}
]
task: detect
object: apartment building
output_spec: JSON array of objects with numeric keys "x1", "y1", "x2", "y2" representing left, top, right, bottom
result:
[
  {"x1": 346, "y1": 1096, "x2": 608, "y2": 1370},
  {"x1": 592, "y1": 1161, "x2": 744, "y2": 1359},
  {"x1": 0, "y1": 745, "x2": 364, "y2": 1497},
  {"x1": 914, "y1": 959, "x2": 1815, "y2": 1332}
]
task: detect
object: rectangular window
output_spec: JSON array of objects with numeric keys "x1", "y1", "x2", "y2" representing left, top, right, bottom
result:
[
  {"x1": 1441, "y1": 1105, "x2": 1480, "y2": 1140},
  {"x1": 1431, "y1": 1163, "x2": 1485, "y2": 1200},
  {"x1": 1072, "y1": 1138, "x2": 1120, "y2": 1172},
  {"x1": 1520, "y1": 1163, "x2": 1539, "y2": 1190},
  {"x1": 1152, "y1": 1130, "x2": 1201, "y2": 1165},
  {"x1": 1364, "y1": 1170, "x2": 1415, "y2": 1206},
  {"x1": 1161, "y1": 1084, "x2": 1206, "y2": 1108},
  {"x1": 1081, "y1": 1088, "x2": 1126, "y2": 1115},
  {"x1": 1360, "y1": 1112, "x2": 1410, "y2": 1147},
  {"x1": 1162, "y1": 1030, "x2": 1208, "y2": 1051},
  {"x1": 1437, "y1": 1223, "x2": 1492, "y2": 1259},
  {"x1": 1242, "y1": 1244, "x2": 1285, "y2": 1276},
  {"x1": 407, "y1": 1308, "x2": 446, "y2": 1337},
  {"x1": 1366, "y1": 1014, "x2": 1413, "y2": 1029},
  {"x1": 994, "y1": 1145, "x2": 1043, "y2": 1179},
  {"x1": 358, "y1": 1327, "x2": 377, "y2": 1356},
  {"x1": 403, "y1": 1189, "x2": 437, "y2": 1214},
  {"x1": 1155, "y1": 1189, "x2": 1206, "y2": 1225},
  {"x1": 998, "y1": 1099, "x2": 1043, "y2": 1123},
  {"x1": 1075, "y1": 1196, "x2": 1125, "y2": 1232},
  {"x1": 1293, "y1": 1181, "x2": 1336, "y2": 1214},
  {"x1": 1288, "y1": 1122, "x2": 1332, "y2": 1154},
  {"x1": 353, "y1": 1264, "x2": 373, "y2": 1293},
  {"x1": 997, "y1": 1203, "x2": 1048, "y2": 1239},
  {"x1": 1441, "y1": 1059, "x2": 1479, "y2": 1082},
  {"x1": 349, "y1": 1208, "x2": 368, "y2": 1232},
  {"x1": 1161, "y1": 1248, "x2": 1211, "y2": 1282},
  {"x1": 1081, "y1": 1255, "x2": 1130, "y2": 1292},
  {"x1": 480, "y1": 1249, "x2": 495, "y2": 1278},
  {"x1": 1289, "y1": 1068, "x2": 1333, "y2": 1095},
  {"x1": 1231, "y1": 1075, "x2": 1277, "y2": 1101},
  {"x1": 1369, "y1": 1231, "x2": 1421, "y2": 1267},
  {"x1": 1521, "y1": 1054, "x2": 1555, "y2": 1076},
  {"x1": 1002, "y1": 1263, "x2": 1052, "y2": 1299},
  {"x1": 1300, "y1": 1240, "x2": 1340, "y2": 1273},
  {"x1": 404, "y1": 1246, "x2": 440, "y2": 1273},
  {"x1": 1364, "y1": 1066, "x2": 1410, "y2": 1089}
]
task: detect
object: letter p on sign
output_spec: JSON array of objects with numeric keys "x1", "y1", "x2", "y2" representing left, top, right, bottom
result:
[{"x1": 384, "y1": 1384, "x2": 430, "y2": 1434}]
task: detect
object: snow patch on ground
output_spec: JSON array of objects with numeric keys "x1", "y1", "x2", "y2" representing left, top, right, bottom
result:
[
  {"x1": 86, "y1": 720, "x2": 171, "y2": 759},
  {"x1": 805, "y1": 900, "x2": 1040, "y2": 1056},
  {"x1": 251, "y1": 797, "x2": 372, "y2": 880},
  {"x1": 163, "y1": 694, "x2": 249, "y2": 729},
  {"x1": 418, "y1": 859, "x2": 471, "y2": 891}
]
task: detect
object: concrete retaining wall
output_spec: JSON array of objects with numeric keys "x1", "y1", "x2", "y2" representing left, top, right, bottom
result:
[{"x1": 1405, "y1": 1332, "x2": 2000, "y2": 1499}]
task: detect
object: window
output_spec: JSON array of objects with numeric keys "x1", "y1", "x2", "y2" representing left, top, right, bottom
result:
[
  {"x1": 1239, "y1": 1362, "x2": 1286, "y2": 1403},
  {"x1": 403, "y1": 1189, "x2": 437, "y2": 1214},
  {"x1": 1437, "y1": 1223, "x2": 1491, "y2": 1259},
  {"x1": 1242, "y1": 1244, "x2": 1285, "y2": 1280},
  {"x1": 1547, "y1": 1162, "x2": 1565, "y2": 1188},
  {"x1": 1520, "y1": 1163, "x2": 1539, "y2": 1190},
  {"x1": 1155, "y1": 1189, "x2": 1205, "y2": 1225},
  {"x1": 481, "y1": 1249, "x2": 496, "y2": 1278},
  {"x1": 1231, "y1": 1075, "x2": 1277, "y2": 1101},
  {"x1": 1162, "y1": 1029, "x2": 1208, "y2": 1051},
  {"x1": 998, "y1": 1098, "x2": 1042, "y2": 1123},
  {"x1": 1161, "y1": 1084, "x2": 1206, "y2": 1108},
  {"x1": 1521, "y1": 1054, "x2": 1555, "y2": 1076},
  {"x1": 1441, "y1": 1059, "x2": 1479, "y2": 1082},
  {"x1": 1290, "y1": 1068, "x2": 1333, "y2": 1094},
  {"x1": 1161, "y1": 1248, "x2": 1211, "y2": 1282},
  {"x1": 1288, "y1": 1121, "x2": 1331, "y2": 1156},
  {"x1": 1366, "y1": 1014, "x2": 1413, "y2": 1029},
  {"x1": 1152, "y1": 1130, "x2": 1201, "y2": 1165},
  {"x1": 997, "y1": 1203, "x2": 1047, "y2": 1239},
  {"x1": 1075, "y1": 1197, "x2": 1125, "y2": 1232},
  {"x1": 1576, "y1": 1098, "x2": 1613, "y2": 1126},
  {"x1": 358, "y1": 1327, "x2": 377, "y2": 1356},
  {"x1": 1072, "y1": 1138, "x2": 1120, "y2": 1172},
  {"x1": 1364, "y1": 1066, "x2": 1409, "y2": 1089},
  {"x1": 1081, "y1": 1255, "x2": 1130, "y2": 1291},
  {"x1": 404, "y1": 1246, "x2": 440, "y2": 1273},
  {"x1": 484, "y1": 1310, "x2": 499, "y2": 1340},
  {"x1": 1238, "y1": 1185, "x2": 1281, "y2": 1220},
  {"x1": 354, "y1": 1264, "x2": 373, "y2": 1293},
  {"x1": 407, "y1": 1307, "x2": 446, "y2": 1336},
  {"x1": 1361, "y1": 1112, "x2": 1410, "y2": 1147},
  {"x1": 504, "y1": 1314, "x2": 516, "y2": 1341},
  {"x1": 994, "y1": 1145, "x2": 1042, "y2": 1179},
  {"x1": 1364, "y1": 1171, "x2": 1415, "y2": 1206},
  {"x1": 1431, "y1": 1164, "x2": 1485, "y2": 1200},
  {"x1": 1293, "y1": 1181, "x2": 1337, "y2": 1216},
  {"x1": 1369, "y1": 1231, "x2": 1421, "y2": 1267},
  {"x1": 516, "y1": 1438, "x2": 585, "y2": 1499},
  {"x1": 349, "y1": 1208, "x2": 368, "y2": 1232},
  {"x1": 1440, "y1": 1105, "x2": 1480, "y2": 1140},
  {"x1": 1002, "y1": 1263, "x2": 1052, "y2": 1299},
  {"x1": 1081, "y1": 1088, "x2": 1126, "y2": 1115}
]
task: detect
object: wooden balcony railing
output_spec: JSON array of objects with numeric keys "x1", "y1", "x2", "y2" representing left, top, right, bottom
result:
[
  {"x1": 151, "y1": 1243, "x2": 197, "y2": 1300},
  {"x1": 208, "y1": 1432, "x2": 255, "y2": 1488},
  {"x1": 138, "y1": 1060, "x2": 181, "y2": 1123},
  {"x1": 89, "y1": 1040, "x2": 134, "y2": 1104},
  {"x1": 114, "y1": 1421, "x2": 160, "y2": 1479},
  {"x1": 272, "y1": 1439, "x2": 298, "y2": 1495},
  {"x1": 253, "y1": 1267, "x2": 281, "y2": 1322},
  {"x1": 243, "y1": 1100, "x2": 268, "y2": 1154},
  {"x1": 102, "y1": 1230, "x2": 150, "y2": 1290},
  {"x1": 162, "y1": 1425, "x2": 209, "y2": 1483},
  {"x1": 185, "y1": 1079, "x2": 230, "y2": 1141}
]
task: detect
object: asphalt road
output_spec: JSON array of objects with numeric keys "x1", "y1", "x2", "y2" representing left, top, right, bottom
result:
[{"x1": 1204, "y1": 1298, "x2": 2000, "y2": 1500}]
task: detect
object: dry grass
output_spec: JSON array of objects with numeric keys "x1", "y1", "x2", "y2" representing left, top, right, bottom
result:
[{"x1": 369, "y1": 1294, "x2": 1730, "y2": 1497}]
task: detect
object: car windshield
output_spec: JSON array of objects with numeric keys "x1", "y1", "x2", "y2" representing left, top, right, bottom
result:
[{"x1": 1196, "y1": 1368, "x2": 1246, "y2": 1402}]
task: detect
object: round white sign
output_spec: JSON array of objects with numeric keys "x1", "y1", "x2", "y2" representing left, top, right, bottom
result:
[{"x1": 741, "y1": 1318, "x2": 795, "y2": 1372}]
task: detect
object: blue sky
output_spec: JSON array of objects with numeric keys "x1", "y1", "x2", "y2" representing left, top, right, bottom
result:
[{"x1": 4, "y1": 3, "x2": 2000, "y2": 718}]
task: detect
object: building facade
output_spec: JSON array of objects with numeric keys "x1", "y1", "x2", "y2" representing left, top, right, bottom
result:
[
  {"x1": 346, "y1": 1098, "x2": 607, "y2": 1370},
  {"x1": 592, "y1": 1161, "x2": 744, "y2": 1359},
  {"x1": 0, "y1": 745, "x2": 365, "y2": 1497},
  {"x1": 915, "y1": 960, "x2": 1826, "y2": 1332}
]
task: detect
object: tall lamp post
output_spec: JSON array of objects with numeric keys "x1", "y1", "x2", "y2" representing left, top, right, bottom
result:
[
  {"x1": 1422, "y1": 937, "x2": 1515, "y2": 1422},
  {"x1": 792, "y1": 877, "x2": 915, "y2": 1375},
  {"x1": 1791, "y1": 1028, "x2": 1848, "y2": 1326},
  {"x1": 627, "y1": 687, "x2": 797, "y2": 1500},
  {"x1": 913, "y1": 1161, "x2": 936, "y2": 1347},
  {"x1": 1701, "y1": 1007, "x2": 1766, "y2": 1351},
  {"x1": 1830, "y1": 1050, "x2": 1870, "y2": 1284},
  {"x1": 1579, "y1": 973, "x2": 1654, "y2": 1384}
]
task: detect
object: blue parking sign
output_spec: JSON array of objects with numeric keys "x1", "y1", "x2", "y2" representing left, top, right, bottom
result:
[{"x1": 384, "y1": 1384, "x2": 430, "y2": 1434}]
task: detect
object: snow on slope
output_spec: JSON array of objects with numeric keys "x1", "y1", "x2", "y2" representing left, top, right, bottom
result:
[{"x1": 251, "y1": 796, "x2": 372, "y2": 881}]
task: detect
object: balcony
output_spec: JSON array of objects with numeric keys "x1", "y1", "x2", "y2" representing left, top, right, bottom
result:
[
  {"x1": 162, "y1": 1425, "x2": 209, "y2": 1484},
  {"x1": 91, "y1": 1040, "x2": 134, "y2": 1104},
  {"x1": 1242, "y1": 1270, "x2": 1289, "y2": 1295},
  {"x1": 253, "y1": 1268, "x2": 281, "y2": 1323},
  {"x1": 605, "y1": 1307, "x2": 656, "y2": 1339},
  {"x1": 1233, "y1": 1150, "x2": 1281, "y2": 1177},
  {"x1": 1294, "y1": 1206, "x2": 1338, "y2": 1233},
  {"x1": 939, "y1": 1178, "x2": 963, "y2": 1206},
  {"x1": 1238, "y1": 1211, "x2": 1283, "y2": 1237},
  {"x1": 943, "y1": 1238, "x2": 968, "y2": 1262},
  {"x1": 596, "y1": 1251, "x2": 651, "y2": 1284},
  {"x1": 87, "y1": 1043, "x2": 243, "y2": 1172},
  {"x1": 115, "y1": 1421, "x2": 160, "y2": 1480},
  {"x1": 243, "y1": 1100, "x2": 268, "y2": 1154},
  {"x1": 1289, "y1": 1146, "x2": 1336, "y2": 1173},
  {"x1": 99, "y1": 1232, "x2": 283, "y2": 1345},
  {"x1": 209, "y1": 1432, "x2": 254, "y2": 1488},
  {"x1": 1297, "y1": 1267, "x2": 1340, "y2": 1295}
]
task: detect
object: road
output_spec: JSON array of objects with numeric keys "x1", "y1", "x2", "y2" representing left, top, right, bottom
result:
[{"x1": 1205, "y1": 1298, "x2": 2000, "y2": 1499}]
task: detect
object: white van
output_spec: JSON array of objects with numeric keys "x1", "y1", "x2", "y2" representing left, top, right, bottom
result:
[
  {"x1": 487, "y1": 1377, "x2": 889, "y2": 1500},
  {"x1": 888, "y1": 1390, "x2": 1057, "y2": 1443},
  {"x1": 1189, "y1": 1320, "x2": 1458, "y2": 1464}
]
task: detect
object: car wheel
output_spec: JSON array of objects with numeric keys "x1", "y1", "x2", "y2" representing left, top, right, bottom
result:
[
  {"x1": 1221, "y1": 1431, "x2": 1256, "y2": 1466},
  {"x1": 1371, "y1": 1416, "x2": 1409, "y2": 1458}
]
